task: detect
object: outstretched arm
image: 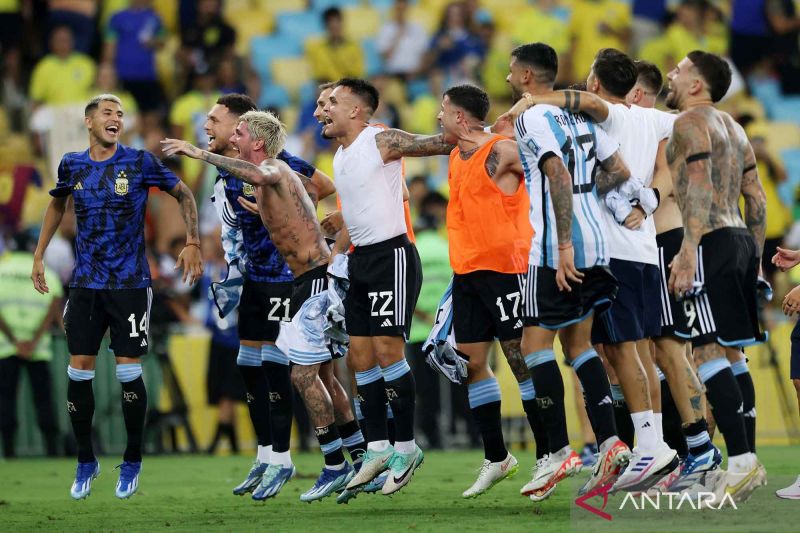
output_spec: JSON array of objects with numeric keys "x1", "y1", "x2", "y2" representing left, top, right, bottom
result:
[
  {"x1": 497, "y1": 90, "x2": 609, "y2": 126},
  {"x1": 375, "y1": 129, "x2": 455, "y2": 163},
  {"x1": 166, "y1": 181, "x2": 204, "y2": 284},
  {"x1": 595, "y1": 150, "x2": 631, "y2": 195},
  {"x1": 161, "y1": 138, "x2": 281, "y2": 186},
  {"x1": 741, "y1": 141, "x2": 767, "y2": 258},
  {"x1": 31, "y1": 196, "x2": 67, "y2": 294}
]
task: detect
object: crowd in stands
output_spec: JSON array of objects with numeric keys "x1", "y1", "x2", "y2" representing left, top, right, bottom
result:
[{"x1": 2, "y1": 0, "x2": 800, "y2": 454}]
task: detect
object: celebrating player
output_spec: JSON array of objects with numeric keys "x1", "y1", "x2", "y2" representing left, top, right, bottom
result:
[
  {"x1": 31, "y1": 94, "x2": 203, "y2": 500},
  {"x1": 665, "y1": 50, "x2": 768, "y2": 504},
  {"x1": 505, "y1": 43, "x2": 633, "y2": 500}
]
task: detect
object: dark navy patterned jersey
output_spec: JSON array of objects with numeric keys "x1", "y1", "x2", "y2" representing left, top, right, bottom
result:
[
  {"x1": 220, "y1": 149, "x2": 316, "y2": 283},
  {"x1": 49, "y1": 145, "x2": 180, "y2": 289}
]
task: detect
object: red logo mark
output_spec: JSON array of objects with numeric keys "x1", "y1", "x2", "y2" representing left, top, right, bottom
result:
[{"x1": 575, "y1": 482, "x2": 614, "y2": 521}]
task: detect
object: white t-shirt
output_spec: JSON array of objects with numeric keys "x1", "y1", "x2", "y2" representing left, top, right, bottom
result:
[
  {"x1": 333, "y1": 125, "x2": 407, "y2": 247},
  {"x1": 597, "y1": 102, "x2": 676, "y2": 265},
  {"x1": 515, "y1": 105, "x2": 618, "y2": 270},
  {"x1": 376, "y1": 21, "x2": 429, "y2": 75}
]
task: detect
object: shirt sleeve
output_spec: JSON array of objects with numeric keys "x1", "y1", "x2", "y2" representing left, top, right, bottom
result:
[
  {"x1": 594, "y1": 124, "x2": 619, "y2": 163},
  {"x1": 515, "y1": 109, "x2": 562, "y2": 172},
  {"x1": 278, "y1": 150, "x2": 316, "y2": 178},
  {"x1": 49, "y1": 157, "x2": 73, "y2": 198},
  {"x1": 654, "y1": 109, "x2": 677, "y2": 141},
  {"x1": 598, "y1": 101, "x2": 621, "y2": 131},
  {"x1": 142, "y1": 152, "x2": 180, "y2": 191}
]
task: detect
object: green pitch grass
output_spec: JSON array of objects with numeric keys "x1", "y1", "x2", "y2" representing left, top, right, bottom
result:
[{"x1": 1, "y1": 448, "x2": 798, "y2": 532}]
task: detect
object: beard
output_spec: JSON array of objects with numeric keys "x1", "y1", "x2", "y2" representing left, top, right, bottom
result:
[{"x1": 665, "y1": 90, "x2": 679, "y2": 110}]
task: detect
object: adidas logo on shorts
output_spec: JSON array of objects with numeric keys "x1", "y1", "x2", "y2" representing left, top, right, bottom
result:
[
  {"x1": 513, "y1": 319, "x2": 523, "y2": 329},
  {"x1": 140, "y1": 338, "x2": 147, "y2": 347},
  {"x1": 381, "y1": 318, "x2": 393, "y2": 327}
]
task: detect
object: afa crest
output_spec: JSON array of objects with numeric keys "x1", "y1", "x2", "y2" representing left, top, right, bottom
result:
[
  {"x1": 243, "y1": 183, "x2": 255, "y2": 196},
  {"x1": 115, "y1": 170, "x2": 129, "y2": 195}
]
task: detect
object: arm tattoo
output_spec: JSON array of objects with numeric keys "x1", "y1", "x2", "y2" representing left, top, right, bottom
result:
[
  {"x1": 562, "y1": 90, "x2": 581, "y2": 113},
  {"x1": 198, "y1": 150, "x2": 277, "y2": 186},
  {"x1": 669, "y1": 117, "x2": 713, "y2": 248},
  {"x1": 542, "y1": 156, "x2": 573, "y2": 245},
  {"x1": 485, "y1": 146, "x2": 499, "y2": 177},
  {"x1": 595, "y1": 151, "x2": 630, "y2": 195},
  {"x1": 741, "y1": 143, "x2": 767, "y2": 256},
  {"x1": 170, "y1": 182, "x2": 200, "y2": 242},
  {"x1": 376, "y1": 129, "x2": 455, "y2": 160}
]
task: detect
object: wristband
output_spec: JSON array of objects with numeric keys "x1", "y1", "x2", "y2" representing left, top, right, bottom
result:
[
  {"x1": 185, "y1": 242, "x2": 201, "y2": 250},
  {"x1": 558, "y1": 243, "x2": 573, "y2": 251}
]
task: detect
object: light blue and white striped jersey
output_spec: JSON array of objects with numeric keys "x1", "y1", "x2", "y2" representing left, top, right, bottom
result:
[{"x1": 514, "y1": 104, "x2": 618, "y2": 270}]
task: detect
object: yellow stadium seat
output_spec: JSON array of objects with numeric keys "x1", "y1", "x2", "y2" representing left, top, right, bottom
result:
[
  {"x1": 271, "y1": 57, "x2": 312, "y2": 98},
  {"x1": 259, "y1": 0, "x2": 305, "y2": 13},
  {"x1": 153, "y1": 0, "x2": 179, "y2": 34},
  {"x1": 765, "y1": 122, "x2": 800, "y2": 161},
  {"x1": 344, "y1": 6, "x2": 382, "y2": 41},
  {"x1": 278, "y1": 105, "x2": 299, "y2": 132},
  {"x1": 225, "y1": 8, "x2": 274, "y2": 56},
  {"x1": 408, "y1": 4, "x2": 440, "y2": 33}
]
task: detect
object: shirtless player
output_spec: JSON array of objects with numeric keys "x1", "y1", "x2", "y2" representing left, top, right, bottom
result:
[{"x1": 162, "y1": 111, "x2": 359, "y2": 502}]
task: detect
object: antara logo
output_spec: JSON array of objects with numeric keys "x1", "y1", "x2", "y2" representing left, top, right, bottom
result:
[{"x1": 575, "y1": 482, "x2": 737, "y2": 521}]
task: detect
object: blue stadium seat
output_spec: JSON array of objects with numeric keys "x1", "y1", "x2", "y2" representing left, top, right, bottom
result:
[
  {"x1": 749, "y1": 77, "x2": 783, "y2": 116},
  {"x1": 771, "y1": 97, "x2": 800, "y2": 123},
  {"x1": 250, "y1": 35, "x2": 304, "y2": 81},
  {"x1": 259, "y1": 84, "x2": 291, "y2": 110},
  {"x1": 362, "y1": 38, "x2": 384, "y2": 77},
  {"x1": 312, "y1": 0, "x2": 360, "y2": 11},
  {"x1": 299, "y1": 81, "x2": 319, "y2": 106},
  {"x1": 780, "y1": 148, "x2": 800, "y2": 204},
  {"x1": 275, "y1": 11, "x2": 324, "y2": 42}
]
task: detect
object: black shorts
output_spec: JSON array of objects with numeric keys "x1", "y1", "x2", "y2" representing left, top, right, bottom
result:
[
  {"x1": 522, "y1": 265, "x2": 617, "y2": 330},
  {"x1": 238, "y1": 279, "x2": 292, "y2": 342},
  {"x1": 676, "y1": 227, "x2": 766, "y2": 347},
  {"x1": 656, "y1": 228, "x2": 690, "y2": 339},
  {"x1": 290, "y1": 265, "x2": 329, "y2": 318},
  {"x1": 346, "y1": 235, "x2": 422, "y2": 339},
  {"x1": 206, "y1": 341, "x2": 246, "y2": 404},
  {"x1": 791, "y1": 320, "x2": 800, "y2": 380},
  {"x1": 591, "y1": 259, "x2": 661, "y2": 344},
  {"x1": 64, "y1": 287, "x2": 153, "y2": 357},
  {"x1": 452, "y1": 270, "x2": 526, "y2": 343}
]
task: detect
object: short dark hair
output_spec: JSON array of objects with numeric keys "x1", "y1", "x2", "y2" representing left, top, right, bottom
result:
[
  {"x1": 421, "y1": 190, "x2": 447, "y2": 211},
  {"x1": 511, "y1": 43, "x2": 558, "y2": 85},
  {"x1": 634, "y1": 60, "x2": 663, "y2": 95},
  {"x1": 216, "y1": 93, "x2": 257, "y2": 117},
  {"x1": 335, "y1": 77, "x2": 380, "y2": 115},
  {"x1": 443, "y1": 84, "x2": 490, "y2": 121},
  {"x1": 323, "y1": 7, "x2": 342, "y2": 23},
  {"x1": 592, "y1": 48, "x2": 637, "y2": 98},
  {"x1": 318, "y1": 81, "x2": 335, "y2": 91},
  {"x1": 687, "y1": 50, "x2": 731, "y2": 103}
]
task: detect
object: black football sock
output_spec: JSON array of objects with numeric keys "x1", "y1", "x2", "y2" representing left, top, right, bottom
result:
[
  {"x1": 355, "y1": 366, "x2": 388, "y2": 442},
  {"x1": 572, "y1": 350, "x2": 617, "y2": 445},
  {"x1": 262, "y1": 355, "x2": 293, "y2": 453},
  {"x1": 382, "y1": 360, "x2": 416, "y2": 445},
  {"x1": 237, "y1": 346, "x2": 272, "y2": 447},
  {"x1": 67, "y1": 366, "x2": 96, "y2": 463},
  {"x1": 468, "y1": 377, "x2": 507, "y2": 462},
  {"x1": 525, "y1": 350, "x2": 569, "y2": 453},
  {"x1": 117, "y1": 364, "x2": 147, "y2": 463},
  {"x1": 732, "y1": 359, "x2": 757, "y2": 453},
  {"x1": 519, "y1": 378, "x2": 549, "y2": 459},
  {"x1": 338, "y1": 419, "x2": 366, "y2": 463},
  {"x1": 699, "y1": 361, "x2": 750, "y2": 457},
  {"x1": 611, "y1": 384, "x2": 635, "y2": 449},
  {"x1": 316, "y1": 424, "x2": 346, "y2": 466}
]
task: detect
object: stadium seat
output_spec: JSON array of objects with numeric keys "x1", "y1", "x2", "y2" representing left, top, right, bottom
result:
[
  {"x1": 765, "y1": 122, "x2": 800, "y2": 162},
  {"x1": 259, "y1": 84, "x2": 291, "y2": 110},
  {"x1": 312, "y1": 0, "x2": 360, "y2": 11},
  {"x1": 299, "y1": 81, "x2": 319, "y2": 106},
  {"x1": 362, "y1": 38, "x2": 384, "y2": 77},
  {"x1": 275, "y1": 11, "x2": 325, "y2": 42},
  {"x1": 271, "y1": 57, "x2": 313, "y2": 99},
  {"x1": 225, "y1": 8, "x2": 274, "y2": 57},
  {"x1": 770, "y1": 97, "x2": 800, "y2": 123},
  {"x1": 370, "y1": 0, "x2": 400, "y2": 11},
  {"x1": 261, "y1": 0, "x2": 306, "y2": 12},
  {"x1": 779, "y1": 148, "x2": 800, "y2": 205},
  {"x1": 250, "y1": 35, "x2": 304, "y2": 81},
  {"x1": 278, "y1": 104, "x2": 299, "y2": 132},
  {"x1": 344, "y1": 6, "x2": 382, "y2": 40}
]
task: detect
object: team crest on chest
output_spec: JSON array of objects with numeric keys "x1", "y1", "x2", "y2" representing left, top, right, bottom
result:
[
  {"x1": 115, "y1": 170, "x2": 129, "y2": 195},
  {"x1": 243, "y1": 183, "x2": 255, "y2": 196}
]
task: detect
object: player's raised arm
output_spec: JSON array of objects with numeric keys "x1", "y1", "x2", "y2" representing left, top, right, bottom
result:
[
  {"x1": 740, "y1": 138, "x2": 767, "y2": 258},
  {"x1": 500, "y1": 89, "x2": 610, "y2": 126},
  {"x1": 375, "y1": 128, "x2": 455, "y2": 162},
  {"x1": 161, "y1": 138, "x2": 282, "y2": 187}
]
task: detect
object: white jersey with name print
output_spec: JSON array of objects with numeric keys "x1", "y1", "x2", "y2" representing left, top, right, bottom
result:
[
  {"x1": 515, "y1": 104, "x2": 618, "y2": 270},
  {"x1": 597, "y1": 103, "x2": 676, "y2": 265},
  {"x1": 333, "y1": 125, "x2": 407, "y2": 247}
]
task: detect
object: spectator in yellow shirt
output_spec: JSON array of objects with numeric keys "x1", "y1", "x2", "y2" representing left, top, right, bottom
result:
[
  {"x1": 567, "y1": 0, "x2": 631, "y2": 82},
  {"x1": 510, "y1": 0, "x2": 569, "y2": 55},
  {"x1": 305, "y1": 7, "x2": 365, "y2": 83},
  {"x1": 29, "y1": 25, "x2": 95, "y2": 106}
]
